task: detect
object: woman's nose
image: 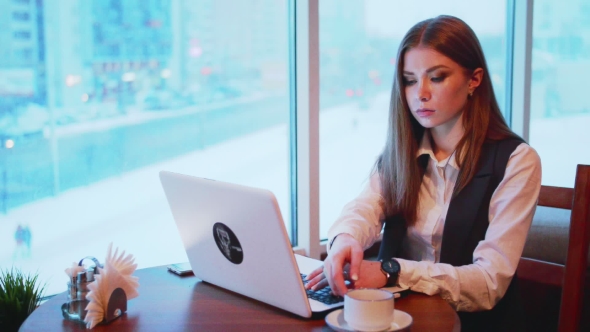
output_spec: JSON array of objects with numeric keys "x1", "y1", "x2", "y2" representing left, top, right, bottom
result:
[{"x1": 418, "y1": 82, "x2": 431, "y2": 102}]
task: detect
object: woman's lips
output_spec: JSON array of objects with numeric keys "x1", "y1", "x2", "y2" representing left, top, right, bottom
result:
[{"x1": 416, "y1": 108, "x2": 435, "y2": 118}]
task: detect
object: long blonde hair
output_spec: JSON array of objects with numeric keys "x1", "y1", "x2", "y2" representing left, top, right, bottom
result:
[{"x1": 376, "y1": 15, "x2": 520, "y2": 224}]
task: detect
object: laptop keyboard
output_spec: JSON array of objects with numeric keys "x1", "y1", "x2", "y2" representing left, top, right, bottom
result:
[{"x1": 300, "y1": 273, "x2": 344, "y2": 305}]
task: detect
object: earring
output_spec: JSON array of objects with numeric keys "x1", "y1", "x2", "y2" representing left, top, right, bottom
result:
[{"x1": 468, "y1": 91, "x2": 473, "y2": 98}]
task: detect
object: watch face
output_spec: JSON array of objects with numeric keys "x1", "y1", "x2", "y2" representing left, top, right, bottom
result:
[{"x1": 381, "y1": 259, "x2": 400, "y2": 274}]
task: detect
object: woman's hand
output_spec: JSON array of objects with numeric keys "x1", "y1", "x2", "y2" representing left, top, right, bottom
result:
[
  {"x1": 304, "y1": 234, "x2": 387, "y2": 296},
  {"x1": 305, "y1": 234, "x2": 362, "y2": 295}
]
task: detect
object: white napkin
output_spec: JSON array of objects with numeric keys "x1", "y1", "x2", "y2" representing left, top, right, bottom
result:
[{"x1": 84, "y1": 243, "x2": 139, "y2": 329}]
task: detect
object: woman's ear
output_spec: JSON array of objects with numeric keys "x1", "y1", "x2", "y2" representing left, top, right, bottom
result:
[{"x1": 468, "y1": 68, "x2": 484, "y2": 94}]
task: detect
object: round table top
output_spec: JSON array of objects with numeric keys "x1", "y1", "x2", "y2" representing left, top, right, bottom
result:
[{"x1": 21, "y1": 266, "x2": 460, "y2": 331}]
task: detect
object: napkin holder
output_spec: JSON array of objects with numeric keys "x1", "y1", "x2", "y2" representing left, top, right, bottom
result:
[
  {"x1": 62, "y1": 244, "x2": 139, "y2": 329},
  {"x1": 105, "y1": 288, "x2": 127, "y2": 323}
]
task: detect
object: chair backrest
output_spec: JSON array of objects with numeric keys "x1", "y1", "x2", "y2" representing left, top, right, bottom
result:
[{"x1": 517, "y1": 164, "x2": 590, "y2": 332}]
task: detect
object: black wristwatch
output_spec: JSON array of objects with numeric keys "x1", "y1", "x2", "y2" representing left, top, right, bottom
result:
[{"x1": 380, "y1": 258, "x2": 401, "y2": 287}]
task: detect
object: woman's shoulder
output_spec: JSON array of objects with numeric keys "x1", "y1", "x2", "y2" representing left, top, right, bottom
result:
[
  {"x1": 482, "y1": 137, "x2": 541, "y2": 180},
  {"x1": 507, "y1": 139, "x2": 540, "y2": 162},
  {"x1": 506, "y1": 142, "x2": 542, "y2": 183},
  {"x1": 484, "y1": 137, "x2": 539, "y2": 161}
]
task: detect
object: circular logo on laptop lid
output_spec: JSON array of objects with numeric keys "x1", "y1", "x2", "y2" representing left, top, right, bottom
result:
[{"x1": 213, "y1": 222, "x2": 243, "y2": 264}]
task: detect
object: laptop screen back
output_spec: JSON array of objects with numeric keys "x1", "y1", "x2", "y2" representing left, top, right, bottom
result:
[{"x1": 159, "y1": 171, "x2": 312, "y2": 317}]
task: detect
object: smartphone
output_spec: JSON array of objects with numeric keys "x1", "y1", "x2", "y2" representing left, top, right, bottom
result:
[{"x1": 167, "y1": 262, "x2": 194, "y2": 276}]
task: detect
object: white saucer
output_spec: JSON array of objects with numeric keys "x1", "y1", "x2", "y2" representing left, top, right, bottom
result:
[{"x1": 325, "y1": 308, "x2": 413, "y2": 331}]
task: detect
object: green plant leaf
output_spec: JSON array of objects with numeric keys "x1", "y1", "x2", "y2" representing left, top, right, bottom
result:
[{"x1": 0, "y1": 268, "x2": 46, "y2": 332}]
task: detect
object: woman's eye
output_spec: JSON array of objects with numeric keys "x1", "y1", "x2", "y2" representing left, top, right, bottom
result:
[
  {"x1": 431, "y1": 76, "x2": 446, "y2": 82},
  {"x1": 403, "y1": 78, "x2": 416, "y2": 86}
]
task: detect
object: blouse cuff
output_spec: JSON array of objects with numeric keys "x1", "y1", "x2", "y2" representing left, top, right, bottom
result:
[{"x1": 396, "y1": 258, "x2": 415, "y2": 289}]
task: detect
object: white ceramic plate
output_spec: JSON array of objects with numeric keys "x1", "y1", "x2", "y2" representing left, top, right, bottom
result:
[{"x1": 325, "y1": 308, "x2": 413, "y2": 331}]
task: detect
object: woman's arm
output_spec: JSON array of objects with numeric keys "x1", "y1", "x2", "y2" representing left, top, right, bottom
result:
[
  {"x1": 304, "y1": 172, "x2": 386, "y2": 295},
  {"x1": 327, "y1": 172, "x2": 386, "y2": 252},
  {"x1": 395, "y1": 143, "x2": 542, "y2": 311}
]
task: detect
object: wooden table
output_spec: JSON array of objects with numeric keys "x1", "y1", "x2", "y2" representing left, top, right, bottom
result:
[{"x1": 21, "y1": 266, "x2": 460, "y2": 331}]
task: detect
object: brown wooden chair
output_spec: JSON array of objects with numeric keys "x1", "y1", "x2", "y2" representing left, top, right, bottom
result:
[{"x1": 517, "y1": 164, "x2": 590, "y2": 332}]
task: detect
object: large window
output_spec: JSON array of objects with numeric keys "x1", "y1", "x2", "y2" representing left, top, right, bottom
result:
[
  {"x1": 529, "y1": 0, "x2": 590, "y2": 187},
  {"x1": 0, "y1": 0, "x2": 291, "y2": 295},
  {"x1": 318, "y1": 0, "x2": 508, "y2": 239},
  {"x1": 2, "y1": 0, "x2": 588, "y2": 298}
]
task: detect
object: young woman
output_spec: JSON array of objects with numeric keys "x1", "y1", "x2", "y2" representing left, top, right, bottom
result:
[{"x1": 305, "y1": 15, "x2": 541, "y2": 331}]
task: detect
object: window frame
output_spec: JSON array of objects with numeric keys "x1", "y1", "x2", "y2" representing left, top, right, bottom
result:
[
  {"x1": 508, "y1": 0, "x2": 534, "y2": 141},
  {"x1": 292, "y1": 0, "x2": 322, "y2": 258}
]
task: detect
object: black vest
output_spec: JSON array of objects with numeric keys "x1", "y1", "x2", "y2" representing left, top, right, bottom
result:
[{"x1": 378, "y1": 138, "x2": 526, "y2": 332}]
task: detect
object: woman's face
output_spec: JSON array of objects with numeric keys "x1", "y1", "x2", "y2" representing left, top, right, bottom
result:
[{"x1": 402, "y1": 46, "x2": 481, "y2": 132}]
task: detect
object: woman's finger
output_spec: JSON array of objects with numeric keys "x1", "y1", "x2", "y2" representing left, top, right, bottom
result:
[
  {"x1": 326, "y1": 255, "x2": 348, "y2": 296},
  {"x1": 311, "y1": 278, "x2": 330, "y2": 291},
  {"x1": 347, "y1": 244, "x2": 364, "y2": 282},
  {"x1": 305, "y1": 265, "x2": 323, "y2": 280},
  {"x1": 305, "y1": 270, "x2": 326, "y2": 289}
]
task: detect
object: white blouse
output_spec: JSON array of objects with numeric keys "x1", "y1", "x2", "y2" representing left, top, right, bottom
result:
[{"x1": 327, "y1": 133, "x2": 542, "y2": 312}]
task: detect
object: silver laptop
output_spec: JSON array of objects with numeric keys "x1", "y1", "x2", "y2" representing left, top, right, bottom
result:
[{"x1": 159, "y1": 171, "x2": 343, "y2": 318}]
